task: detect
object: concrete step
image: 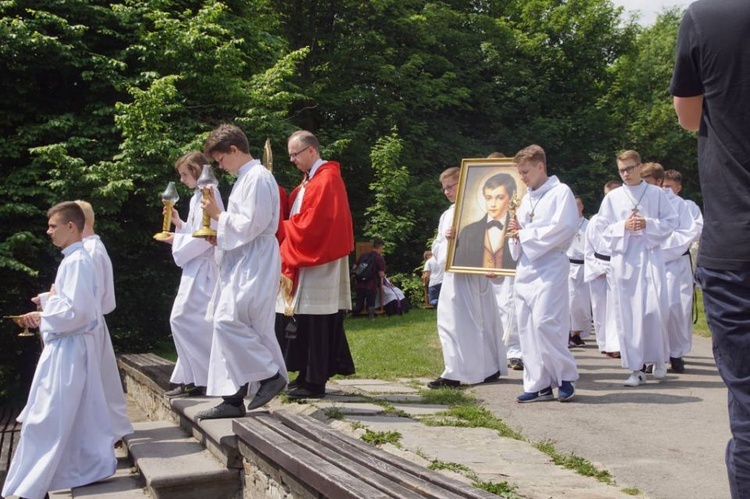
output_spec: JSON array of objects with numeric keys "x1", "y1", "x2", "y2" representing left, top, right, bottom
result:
[
  {"x1": 169, "y1": 397, "x2": 242, "y2": 469},
  {"x1": 124, "y1": 420, "x2": 240, "y2": 499},
  {"x1": 49, "y1": 446, "x2": 147, "y2": 498}
]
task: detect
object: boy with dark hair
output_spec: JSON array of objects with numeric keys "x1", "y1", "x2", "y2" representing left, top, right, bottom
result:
[
  {"x1": 196, "y1": 124, "x2": 287, "y2": 419},
  {"x1": 3, "y1": 202, "x2": 118, "y2": 499}
]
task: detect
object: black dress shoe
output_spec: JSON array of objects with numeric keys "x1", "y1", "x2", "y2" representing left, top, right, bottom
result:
[
  {"x1": 669, "y1": 357, "x2": 686, "y2": 373},
  {"x1": 427, "y1": 377, "x2": 460, "y2": 389},
  {"x1": 196, "y1": 401, "x2": 246, "y2": 420},
  {"x1": 248, "y1": 373, "x2": 287, "y2": 410},
  {"x1": 286, "y1": 386, "x2": 326, "y2": 400},
  {"x1": 287, "y1": 377, "x2": 305, "y2": 390},
  {"x1": 482, "y1": 371, "x2": 501, "y2": 383}
]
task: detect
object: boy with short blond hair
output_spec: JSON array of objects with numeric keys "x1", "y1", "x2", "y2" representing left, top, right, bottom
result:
[
  {"x1": 595, "y1": 151, "x2": 679, "y2": 386},
  {"x1": 508, "y1": 145, "x2": 580, "y2": 402}
]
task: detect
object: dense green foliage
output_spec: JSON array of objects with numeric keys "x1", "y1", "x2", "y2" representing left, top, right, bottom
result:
[{"x1": 0, "y1": 0, "x2": 697, "y2": 400}]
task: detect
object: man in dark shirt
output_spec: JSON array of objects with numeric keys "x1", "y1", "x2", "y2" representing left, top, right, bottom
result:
[
  {"x1": 671, "y1": 2, "x2": 750, "y2": 497},
  {"x1": 351, "y1": 238, "x2": 386, "y2": 319}
]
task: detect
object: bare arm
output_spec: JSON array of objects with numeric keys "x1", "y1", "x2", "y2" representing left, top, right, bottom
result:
[{"x1": 674, "y1": 95, "x2": 703, "y2": 131}]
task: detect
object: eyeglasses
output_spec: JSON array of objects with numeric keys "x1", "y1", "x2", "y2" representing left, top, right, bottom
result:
[
  {"x1": 618, "y1": 164, "x2": 640, "y2": 175},
  {"x1": 289, "y1": 146, "x2": 309, "y2": 160},
  {"x1": 442, "y1": 183, "x2": 458, "y2": 193}
]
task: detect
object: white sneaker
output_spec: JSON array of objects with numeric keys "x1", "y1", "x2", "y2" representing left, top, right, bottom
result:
[
  {"x1": 652, "y1": 363, "x2": 667, "y2": 379},
  {"x1": 624, "y1": 371, "x2": 645, "y2": 387}
]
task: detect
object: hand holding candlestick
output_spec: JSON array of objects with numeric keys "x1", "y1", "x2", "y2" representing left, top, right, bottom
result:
[
  {"x1": 153, "y1": 181, "x2": 180, "y2": 241},
  {"x1": 193, "y1": 165, "x2": 220, "y2": 238}
]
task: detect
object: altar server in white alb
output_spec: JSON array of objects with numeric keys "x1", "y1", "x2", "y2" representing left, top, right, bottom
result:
[
  {"x1": 566, "y1": 195, "x2": 591, "y2": 347},
  {"x1": 508, "y1": 144, "x2": 579, "y2": 403},
  {"x1": 158, "y1": 152, "x2": 224, "y2": 398},
  {"x1": 639, "y1": 163, "x2": 702, "y2": 374},
  {"x1": 3, "y1": 202, "x2": 117, "y2": 499},
  {"x1": 74, "y1": 200, "x2": 133, "y2": 441},
  {"x1": 663, "y1": 168, "x2": 703, "y2": 333},
  {"x1": 595, "y1": 151, "x2": 679, "y2": 387},
  {"x1": 195, "y1": 124, "x2": 287, "y2": 420},
  {"x1": 429, "y1": 166, "x2": 507, "y2": 389},
  {"x1": 584, "y1": 181, "x2": 622, "y2": 357}
]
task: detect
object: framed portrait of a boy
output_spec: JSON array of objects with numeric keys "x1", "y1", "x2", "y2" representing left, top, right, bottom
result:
[{"x1": 446, "y1": 157, "x2": 526, "y2": 276}]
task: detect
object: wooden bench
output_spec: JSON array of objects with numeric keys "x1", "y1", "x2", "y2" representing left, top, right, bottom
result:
[{"x1": 234, "y1": 410, "x2": 497, "y2": 499}]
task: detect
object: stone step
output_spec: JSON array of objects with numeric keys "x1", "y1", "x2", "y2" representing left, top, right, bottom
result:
[
  {"x1": 170, "y1": 397, "x2": 242, "y2": 469},
  {"x1": 49, "y1": 446, "x2": 147, "y2": 498},
  {"x1": 124, "y1": 420, "x2": 240, "y2": 499}
]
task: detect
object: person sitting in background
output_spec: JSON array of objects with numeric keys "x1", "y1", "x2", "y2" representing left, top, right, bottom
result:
[
  {"x1": 376, "y1": 276, "x2": 411, "y2": 316},
  {"x1": 351, "y1": 238, "x2": 386, "y2": 319}
]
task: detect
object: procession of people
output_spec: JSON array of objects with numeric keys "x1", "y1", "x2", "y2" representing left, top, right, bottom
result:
[{"x1": 2, "y1": 2, "x2": 750, "y2": 488}]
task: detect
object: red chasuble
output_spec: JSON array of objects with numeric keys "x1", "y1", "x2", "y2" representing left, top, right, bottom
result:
[{"x1": 280, "y1": 161, "x2": 354, "y2": 291}]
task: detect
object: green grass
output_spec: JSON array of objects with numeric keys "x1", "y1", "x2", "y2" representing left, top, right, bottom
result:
[
  {"x1": 429, "y1": 459, "x2": 519, "y2": 498},
  {"x1": 693, "y1": 288, "x2": 710, "y2": 338},
  {"x1": 622, "y1": 486, "x2": 642, "y2": 496},
  {"x1": 533, "y1": 440, "x2": 615, "y2": 485},
  {"x1": 361, "y1": 429, "x2": 402, "y2": 447},
  {"x1": 422, "y1": 402, "x2": 524, "y2": 440},
  {"x1": 343, "y1": 308, "x2": 444, "y2": 379}
]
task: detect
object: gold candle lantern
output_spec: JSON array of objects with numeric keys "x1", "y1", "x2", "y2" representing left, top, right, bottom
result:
[
  {"x1": 153, "y1": 181, "x2": 180, "y2": 241},
  {"x1": 192, "y1": 165, "x2": 219, "y2": 238}
]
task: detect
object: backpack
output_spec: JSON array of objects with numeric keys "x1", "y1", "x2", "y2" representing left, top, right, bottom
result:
[{"x1": 354, "y1": 252, "x2": 377, "y2": 282}]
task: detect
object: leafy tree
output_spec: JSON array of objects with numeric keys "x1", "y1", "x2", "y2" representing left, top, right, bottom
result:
[
  {"x1": 0, "y1": 0, "x2": 303, "y2": 400},
  {"x1": 603, "y1": 8, "x2": 700, "y2": 204}
]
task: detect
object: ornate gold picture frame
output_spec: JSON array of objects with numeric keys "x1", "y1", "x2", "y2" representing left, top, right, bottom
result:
[{"x1": 446, "y1": 158, "x2": 526, "y2": 276}]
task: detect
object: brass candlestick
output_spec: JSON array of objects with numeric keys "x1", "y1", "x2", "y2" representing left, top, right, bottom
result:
[
  {"x1": 506, "y1": 192, "x2": 520, "y2": 239},
  {"x1": 263, "y1": 137, "x2": 273, "y2": 172},
  {"x1": 193, "y1": 165, "x2": 219, "y2": 238},
  {"x1": 4, "y1": 315, "x2": 35, "y2": 337},
  {"x1": 153, "y1": 181, "x2": 180, "y2": 241}
]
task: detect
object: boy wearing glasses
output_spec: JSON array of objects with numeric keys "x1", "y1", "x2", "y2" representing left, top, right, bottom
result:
[
  {"x1": 195, "y1": 124, "x2": 287, "y2": 419},
  {"x1": 594, "y1": 151, "x2": 678, "y2": 387}
]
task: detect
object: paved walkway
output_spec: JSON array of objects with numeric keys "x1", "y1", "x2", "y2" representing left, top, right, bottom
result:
[
  {"x1": 476, "y1": 334, "x2": 730, "y2": 499},
  {"x1": 307, "y1": 333, "x2": 730, "y2": 499},
  {"x1": 39, "y1": 332, "x2": 728, "y2": 499}
]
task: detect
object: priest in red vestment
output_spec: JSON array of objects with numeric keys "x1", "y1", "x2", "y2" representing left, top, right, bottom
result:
[{"x1": 276, "y1": 130, "x2": 355, "y2": 399}]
